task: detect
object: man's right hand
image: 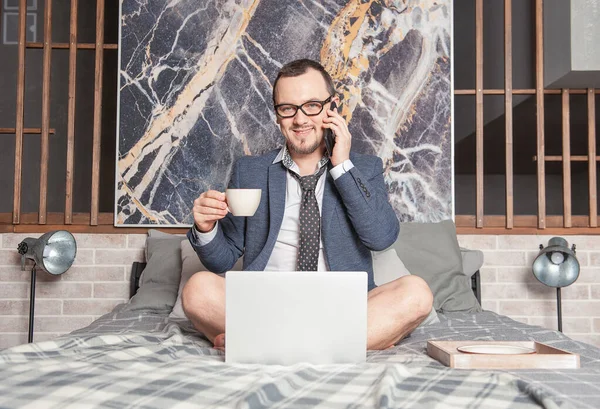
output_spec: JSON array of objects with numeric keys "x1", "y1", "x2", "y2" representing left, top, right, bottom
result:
[{"x1": 193, "y1": 190, "x2": 229, "y2": 233}]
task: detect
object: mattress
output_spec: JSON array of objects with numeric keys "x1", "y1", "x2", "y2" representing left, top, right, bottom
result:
[{"x1": 0, "y1": 306, "x2": 598, "y2": 408}]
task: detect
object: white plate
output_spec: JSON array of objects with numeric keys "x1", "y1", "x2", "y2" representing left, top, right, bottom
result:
[{"x1": 457, "y1": 344, "x2": 536, "y2": 355}]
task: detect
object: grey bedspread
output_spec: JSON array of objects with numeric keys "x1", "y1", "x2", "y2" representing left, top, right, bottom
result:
[{"x1": 0, "y1": 307, "x2": 598, "y2": 408}]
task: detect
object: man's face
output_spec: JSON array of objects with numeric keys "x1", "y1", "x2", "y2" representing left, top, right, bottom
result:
[{"x1": 274, "y1": 69, "x2": 332, "y2": 156}]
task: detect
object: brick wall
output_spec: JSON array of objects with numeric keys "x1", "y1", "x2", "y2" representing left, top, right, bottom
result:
[
  {"x1": 0, "y1": 232, "x2": 598, "y2": 349},
  {"x1": 458, "y1": 235, "x2": 600, "y2": 347},
  {"x1": 0, "y1": 233, "x2": 145, "y2": 348}
]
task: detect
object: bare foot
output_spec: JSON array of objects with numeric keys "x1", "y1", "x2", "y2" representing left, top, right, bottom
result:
[{"x1": 213, "y1": 333, "x2": 225, "y2": 351}]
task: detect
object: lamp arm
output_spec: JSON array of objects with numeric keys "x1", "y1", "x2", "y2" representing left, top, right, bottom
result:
[{"x1": 28, "y1": 264, "x2": 36, "y2": 343}]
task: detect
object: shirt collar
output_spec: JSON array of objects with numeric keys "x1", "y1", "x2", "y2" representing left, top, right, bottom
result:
[{"x1": 273, "y1": 145, "x2": 329, "y2": 176}]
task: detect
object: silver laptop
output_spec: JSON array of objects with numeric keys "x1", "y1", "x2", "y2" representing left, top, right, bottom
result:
[{"x1": 225, "y1": 271, "x2": 367, "y2": 365}]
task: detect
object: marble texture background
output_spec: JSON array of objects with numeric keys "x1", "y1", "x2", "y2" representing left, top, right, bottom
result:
[{"x1": 116, "y1": 0, "x2": 452, "y2": 226}]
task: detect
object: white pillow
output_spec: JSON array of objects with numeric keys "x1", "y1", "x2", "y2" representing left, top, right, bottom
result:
[
  {"x1": 169, "y1": 240, "x2": 242, "y2": 319},
  {"x1": 372, "y1": 247, "x2": 411, "y2": 285},
  {"x1": 372, "y1": 247, "x2": 440, "y2": 326}
]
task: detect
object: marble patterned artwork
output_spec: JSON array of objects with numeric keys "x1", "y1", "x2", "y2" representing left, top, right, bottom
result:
[{"x1": 116, "y1": 0, "x2": 452, "y2": 226}]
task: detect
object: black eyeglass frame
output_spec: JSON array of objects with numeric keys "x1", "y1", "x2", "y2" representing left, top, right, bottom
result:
[{"x1": 274, "y1": 95, "x2": 334, "y2": 118}]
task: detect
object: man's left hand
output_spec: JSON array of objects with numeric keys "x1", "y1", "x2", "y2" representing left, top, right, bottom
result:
[{"x1": 323, "y1": 107, "x2": 351, "y2": 167}]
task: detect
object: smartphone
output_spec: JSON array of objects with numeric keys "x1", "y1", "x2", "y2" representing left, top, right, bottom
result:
[{"x1": 324, "y1": 101, "x2": 338, "y2": 157}]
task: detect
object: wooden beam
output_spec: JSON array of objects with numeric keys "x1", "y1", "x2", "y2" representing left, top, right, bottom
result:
[
  {"x1": 588, "y1": 88, "x2": 598, "y2": 227},
  {"x1": 0, "y1": 128, "x2": 56, "y2": 134},
  {"x1": 4, "y1": 212, "x2": 599, "y2": 235},
  {"x1": 39, "y1": 0, "x2": 53, "y2": 225},
  {"x1": 13, "y1": 0, "x2": 27, "y2": 225},
  {"x1": 534, "y1": 155, "x2": 600, "y2": 161},
  {"x1": 12, "y1": 224, "x2": 188, "y2": 234},
  {"x1": 455, "y1": 215, "x2": 599, "y2": 231},
  {"x1": 91, "y1": 0, "x2": 105, "y2": 226},
  {"x1": 65, "y1": 0, "x2": 78, "y2": 225},
  {"x1": 475, "y1": 0, "x2": 484, "y2": 228},
  {"x1": 453, "y1": 89, "x2": 600, "y2": 95},
  {"x1": 0, "y1": 212, "x2": 114, "y2": 225},
  {"x1": 456, "y1": 226, "x2": 600, "y2": 236},
  {"x1": 562, "y1": 89, "x2": 572, "y2": 227},
  {"x1": 504, "y1": 0, "x2": 513, "y2": 229},
  {"x1": 0, "y1": 213, "x2": 187, "y2": 234},
  {"x1": 535, "y1": 0, "x2": 546, "y2": 228},
  {"x1": 25, "y1": 42, "x2": 118, "y2": 49}
]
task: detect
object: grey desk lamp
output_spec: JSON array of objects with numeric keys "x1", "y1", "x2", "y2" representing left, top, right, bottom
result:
[
  {"x1": 532, "y1": 237, "x2": 579, "y2": 332},
  {"x1": 17, "y1": 231, "x2": 77, "y2": 343}
]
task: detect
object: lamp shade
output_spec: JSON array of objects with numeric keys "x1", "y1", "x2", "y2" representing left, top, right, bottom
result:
[
  {"x1": 17, "y1": 231, "x2": 77, "y2": 275},
  {"x1": 532, "y1": 237, "x2": 579, "y2": 288}
]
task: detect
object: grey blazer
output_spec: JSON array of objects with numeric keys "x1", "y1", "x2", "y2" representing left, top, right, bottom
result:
[{"x1": 188, "y1": 149, "x2": 400, "y2": 290}]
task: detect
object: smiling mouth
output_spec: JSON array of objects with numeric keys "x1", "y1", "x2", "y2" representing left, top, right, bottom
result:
[{"x1": 293, "y1": 128, "x2": 313, "y2": 137}]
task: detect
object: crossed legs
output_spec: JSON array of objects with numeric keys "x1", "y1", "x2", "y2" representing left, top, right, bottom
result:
[
  {"x1": 366, "y1": 275, "x2": 433, "y2": 350},
  {"x1": 182, "y1": 272, "x2": 433, "y2": 350}
]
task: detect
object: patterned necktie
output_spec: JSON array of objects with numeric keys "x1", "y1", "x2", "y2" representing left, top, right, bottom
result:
[{"x1": 291, "y1": 166, "x2": 327, "y2": 271}]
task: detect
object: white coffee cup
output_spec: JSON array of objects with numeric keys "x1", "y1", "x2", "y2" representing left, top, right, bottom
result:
[{"x1": 226, "y1": 189, "x2": 262, "y2": 217}]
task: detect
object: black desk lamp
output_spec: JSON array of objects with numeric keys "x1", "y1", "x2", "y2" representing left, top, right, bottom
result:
[
  {"x1": 17, "y1": 231, "x2": 77, "y2": 343},
  {"x1": 532, "y1": 237, "x2": 579, "y2": 332}
]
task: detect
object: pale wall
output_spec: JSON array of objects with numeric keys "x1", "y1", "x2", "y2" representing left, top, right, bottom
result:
[{"x1": 0, "y1": 233, "x2": 599, "y2": 349}]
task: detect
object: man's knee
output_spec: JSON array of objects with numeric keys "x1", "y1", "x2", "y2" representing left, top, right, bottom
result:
[
  {"x1": 397, "y1": 275, "x2": 434, "y2": 319},
  {"x1": 181, "y1": 271, "x2": 221, "y2": 317}
]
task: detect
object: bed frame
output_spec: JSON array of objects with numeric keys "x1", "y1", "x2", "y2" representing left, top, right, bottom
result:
[{"x1": 129, "y1": 262, "x2": 482, "y2": 305}]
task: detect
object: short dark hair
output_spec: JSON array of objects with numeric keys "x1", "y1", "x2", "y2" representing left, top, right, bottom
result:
[{"x1": 272, "y1": 59, "x2": 336, "y2": 105}]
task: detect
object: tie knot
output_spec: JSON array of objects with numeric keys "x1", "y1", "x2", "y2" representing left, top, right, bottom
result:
[
  {"x1": 299, "y1": 175, "x2": 318, "y2": 191},
  {"x1": 292, "y1": 166, "x2": 326, "y2": 192}
]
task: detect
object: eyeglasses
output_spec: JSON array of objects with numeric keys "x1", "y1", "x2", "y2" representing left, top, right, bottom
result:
[{"x1": 274, "y1": 95, "x2": 333, "y2": 118}]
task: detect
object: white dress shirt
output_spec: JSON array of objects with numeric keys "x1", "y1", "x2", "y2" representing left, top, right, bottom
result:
[{"x1": 194, "y1": 146, "x2": 353, "y2": 271}]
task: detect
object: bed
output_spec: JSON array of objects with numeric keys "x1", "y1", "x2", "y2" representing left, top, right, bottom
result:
[{"x1": 0, "y1": 223, "x2": 599, "y2": 408}]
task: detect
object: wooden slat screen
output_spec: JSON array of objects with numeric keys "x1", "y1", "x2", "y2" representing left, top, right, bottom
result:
[
  {"x1": 455, "y1": 0, "x2": 597, "y2": 233},
  {"x1": 1, "y1": 0, "x2": 598, "y2": 235}
]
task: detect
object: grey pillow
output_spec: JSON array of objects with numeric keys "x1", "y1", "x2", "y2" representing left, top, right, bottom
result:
[
  {"x1": 145, "y1": 229, "x2": 185, "y2": 260},
  {"x1": 393, "y1": 220, "x2": 482, "y2": 313},
  {"x1": 148, "y1": 229, "x2": 185, "y2": 238},
  {"x1": 124, "y1": 236, "x2": 184, "y2": 312},
  {"x1": 460, "y1": 247, "x2": 484, "y2": 277},
  {"x1": 125, "y1": 284, "x2": 179, "y2": 312}
]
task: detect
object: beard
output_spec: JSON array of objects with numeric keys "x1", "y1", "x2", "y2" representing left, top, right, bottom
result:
[{"x1": 287, "y1": 139, "x2": 320, "y2": 155}]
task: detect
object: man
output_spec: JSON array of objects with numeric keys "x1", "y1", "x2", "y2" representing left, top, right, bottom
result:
[{"x1": 183, "y1": 59, "x2": 433, "y2": 351}]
